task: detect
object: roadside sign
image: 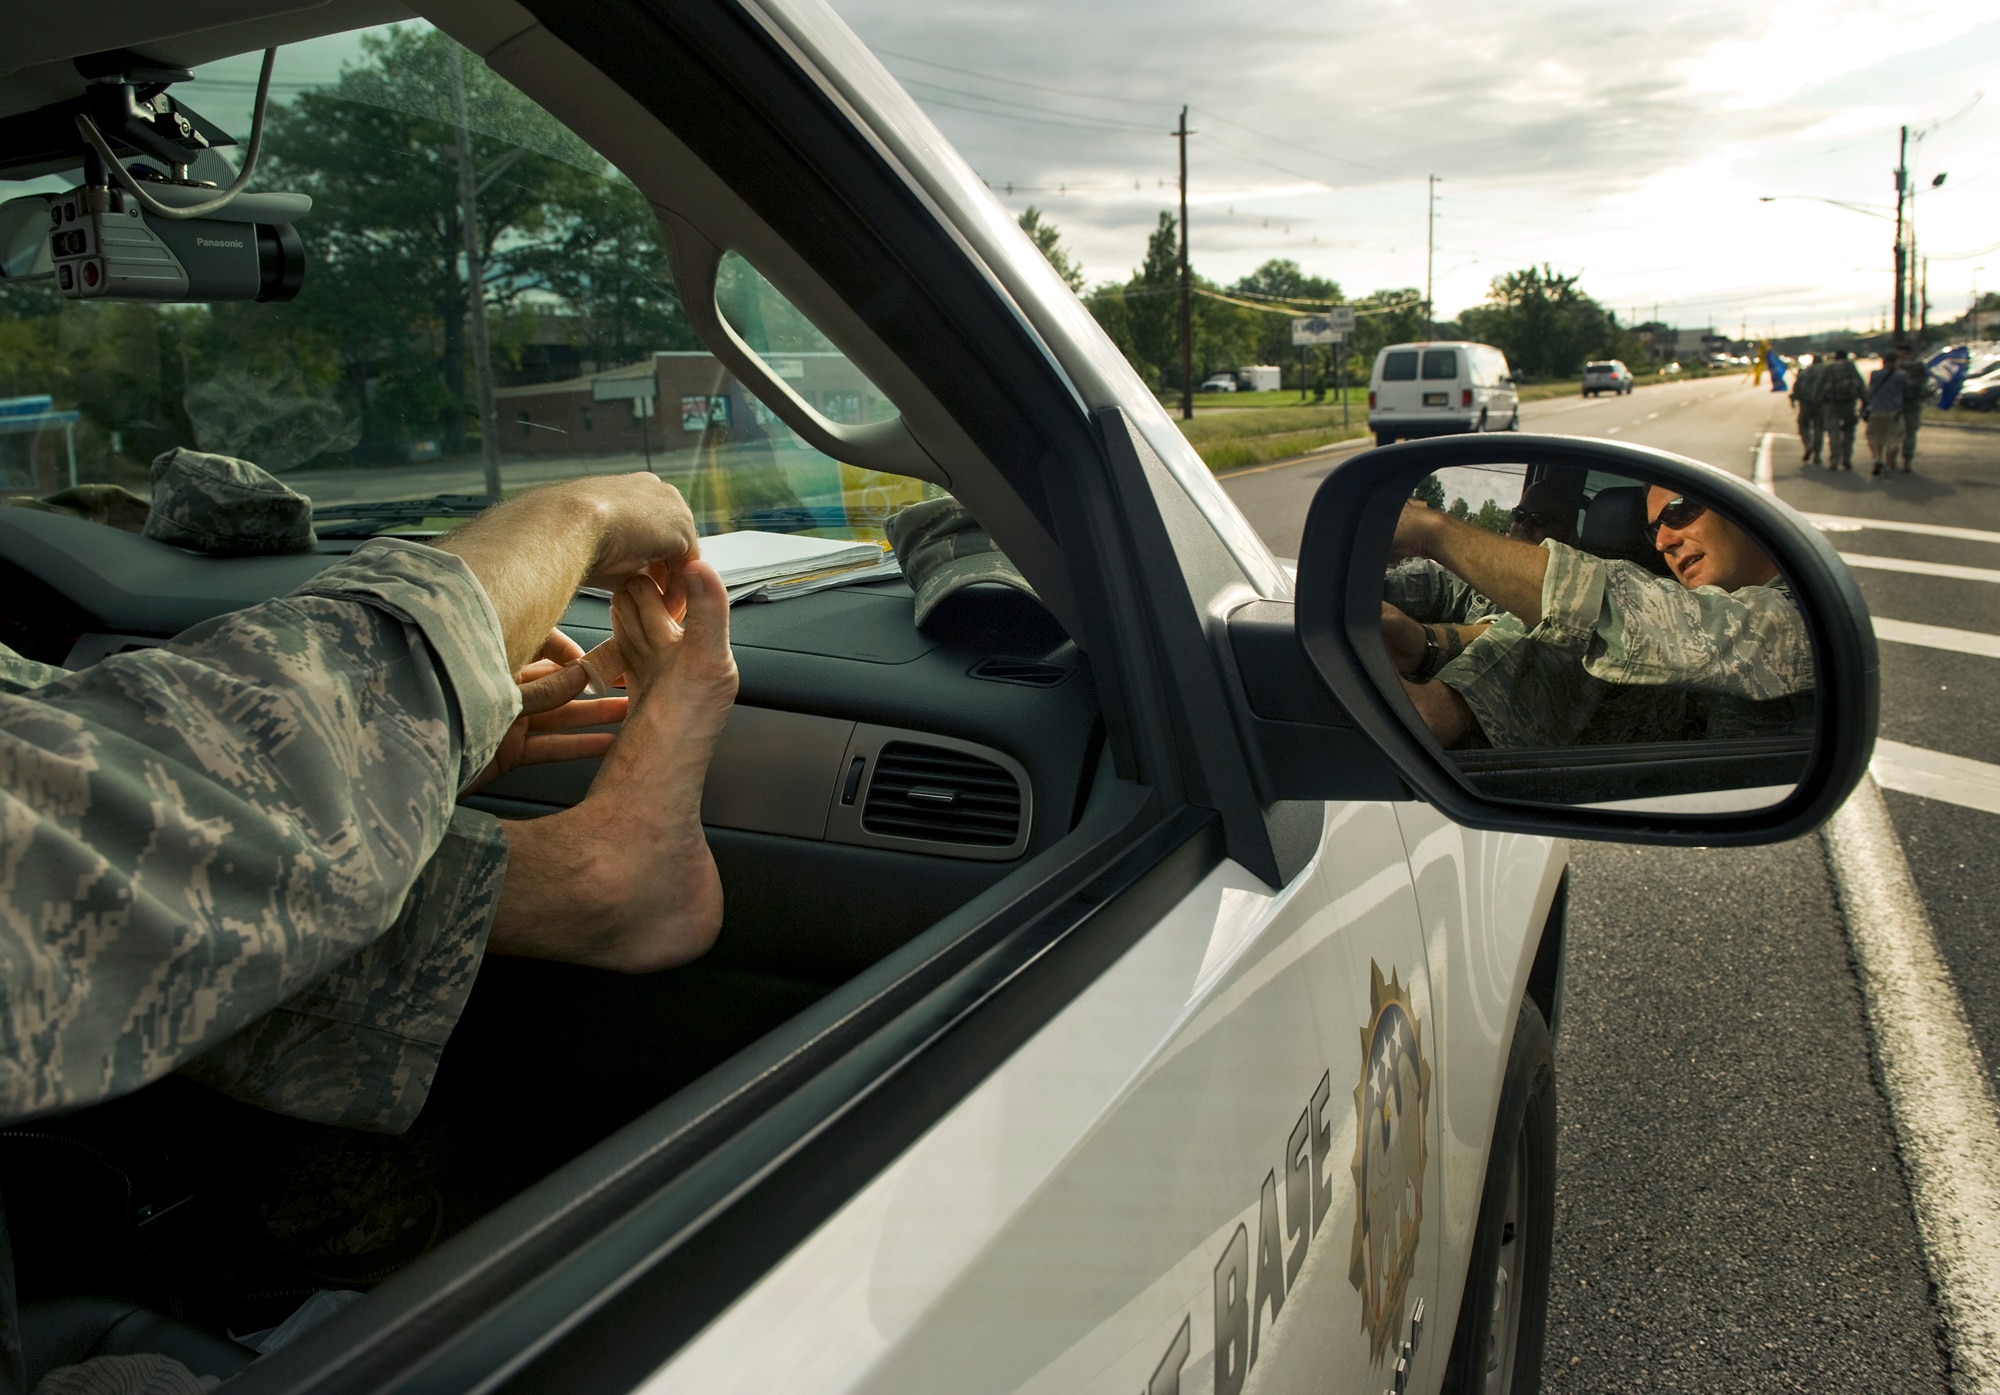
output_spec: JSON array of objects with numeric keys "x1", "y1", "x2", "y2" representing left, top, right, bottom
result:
[
  {"x1": 1291, "y1": 309, "x2": 1355, "y2": 345},
  {"x1": 592, "y1": 376, "x2": 658, "y2": 402}
]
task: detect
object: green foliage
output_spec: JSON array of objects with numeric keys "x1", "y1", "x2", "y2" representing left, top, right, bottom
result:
[
  {"x1": 0, "y1": 25, "x2": 704, "y2": 475},
  {"x1": 1411, "y1": 474, "x2": 1446, "y2": 508},
  {"x1": 1470, "y1": 499, "x2": 1511, "y2": 533},
  {"x1": 1017, "y1": 207, "x2": 1084, "y2": 292},
  {"x1": 1456, "y1": 264, "x2": 1628, "y2": 380}
]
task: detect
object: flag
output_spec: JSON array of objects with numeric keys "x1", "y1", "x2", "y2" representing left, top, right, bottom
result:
[
  {"x1": 1764, "y1": 346, "x2": 1788, "y2": 392},
  {"x1": 1929, "y1": 345, "x2": 1971, "y2": 410}
]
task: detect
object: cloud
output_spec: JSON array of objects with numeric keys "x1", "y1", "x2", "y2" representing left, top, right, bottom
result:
[{"x1": 829, "y1": 0, "x2": 2000, "y2": 328}]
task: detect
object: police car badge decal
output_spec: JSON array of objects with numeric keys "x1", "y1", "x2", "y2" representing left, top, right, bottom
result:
[{"x1": 1349, "y1": 962, "x2": 1431, "y2": 1365}]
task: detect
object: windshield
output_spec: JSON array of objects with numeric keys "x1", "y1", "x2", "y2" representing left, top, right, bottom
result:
[{"x1": 0, "y1": 22, "x2": 934, "y2": 545}]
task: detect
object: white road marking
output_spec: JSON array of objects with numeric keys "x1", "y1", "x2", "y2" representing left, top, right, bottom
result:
[
  {"x1": 1824, "y1": 777, "x2": 2000, "y2": 1390},
  {"x1": 1777, "y1": 421, "x2": 2000, "y2": 1383},
  {"x1": 1876, "y1": 617, "x2": 2000, "y2": 660},
  {"x1": 1873, "y1": 740, "x2": 2000, "y2": 817},
  {"x1": 1840, "y1": 553, "x2": 2000, "y2": 586},
  {"x1": 1754, "y1": 431, "x2": 1775, "y2": 492},
  {"x1": 1606, "y1": 425, "x2": 1621, "y2": 434},
  {"x1": 1808, "y1": 514, "x2": 2000, "y2": 548},
  {"x1": 1646, "y1": 411, "x2": 1659, "y2": 420}
]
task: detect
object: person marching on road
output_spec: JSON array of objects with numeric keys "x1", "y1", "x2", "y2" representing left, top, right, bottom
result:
[
  {"x1": 1899, "y1": 344, "x2": 1935, "y2": 472},
  {"x1": 1790, "y1": 353, "x2": 1827, "y2": 465},
  {"x1": 1819, "y1": 350, "x2": 1867, "y2": 472},
  {"x1": 1866, "y1": 348, "x2": 1907, "y2": 475}
]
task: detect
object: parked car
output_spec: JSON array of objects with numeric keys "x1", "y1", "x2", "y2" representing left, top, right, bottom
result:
[
  {"x1": 1367, "y1": 341, "x2": 1520, "y2": 446},
  {"x1": 1199, "y1": 373, "x2": 1239, "y2": 393},
  {"x1": 0, "y1": 4, "x2": 1878, "y2": 1394},
  {"x1": 1581, "y1": 360, "x2": 1635, "y2": 396}
]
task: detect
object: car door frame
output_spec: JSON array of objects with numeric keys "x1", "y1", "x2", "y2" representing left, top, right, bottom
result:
[{"x1": 220, "y1": 0, "x2": 1370, "y2": 1390}]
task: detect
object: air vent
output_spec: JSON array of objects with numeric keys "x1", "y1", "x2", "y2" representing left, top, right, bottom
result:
[
  {"x1": 967, "y1": 657, "x2": 1070, "y2": 688},
  {"x1": 862, "y1": 741, "x2": 1023, "y2": 847}
]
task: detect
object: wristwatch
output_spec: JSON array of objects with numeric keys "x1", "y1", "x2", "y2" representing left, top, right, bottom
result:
[{"x1": 1412, "y1": 625, "x2": 1448, "y2": 684}]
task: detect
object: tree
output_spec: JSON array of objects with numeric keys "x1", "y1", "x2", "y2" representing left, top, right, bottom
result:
[
  {"x1": 1018, "y1": 207, "x2": 1084, "y2": 292},
  {"x1": 240, "y1": 25, "x2": 700, "y2": 461},
  {"x1": 1232, "y1": 260, "x2": 1341, "y2": 379},
  {"x1": 1457, "y1": 264, "x2": 1621, "y2": 380}
]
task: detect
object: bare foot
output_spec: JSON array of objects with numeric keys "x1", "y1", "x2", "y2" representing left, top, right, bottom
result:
[{"x1": 489, "y1": 561, "x2": 739, "y2": 971}]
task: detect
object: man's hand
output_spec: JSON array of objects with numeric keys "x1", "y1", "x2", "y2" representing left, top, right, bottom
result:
[
  {"x1": 464, "y1": 630, "x2": 629, "y2": 795},
  {"x1": 1390, "y1": 501, "x2": 1441, "y2": 562},
  {"x1": 436, "y1": 473, "x2": 702, "y2": 671},
  {"x1": 1383, "y1": 602, "x2": 1428, "y2": 677},
  {"x1": 575, "y1": 473, "x2": 701, "y2": 586}
]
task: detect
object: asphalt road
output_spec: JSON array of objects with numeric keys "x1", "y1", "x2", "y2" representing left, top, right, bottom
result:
[{"x1": 1221, "y1": 376, "x2": 2000, "y2": 1391}]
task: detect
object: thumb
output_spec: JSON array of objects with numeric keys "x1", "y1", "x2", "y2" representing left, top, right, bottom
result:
[{"x1": 518, "y1": 658, "x2": 592, "y2": 716}]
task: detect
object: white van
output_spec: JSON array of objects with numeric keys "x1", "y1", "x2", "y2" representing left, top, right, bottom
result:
[{"x1": 1368, "y1": 340, "x2": 1519, "y2": 445}]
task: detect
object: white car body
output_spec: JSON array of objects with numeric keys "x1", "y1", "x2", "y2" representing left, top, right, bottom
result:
[
  {"x1": 1368, "y1": 341, "x2": 1520, "y2": 445},
  {"x1": 648, "y1": 807, "x2": 1562, "y2": 1395}
]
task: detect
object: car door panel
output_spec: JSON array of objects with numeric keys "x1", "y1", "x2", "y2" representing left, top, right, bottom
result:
[
  {"x1": 1392, "y1": 806, "x2": 1564, "y2": 1337},
  {"x1": 641, "y1": 801, "x2": 1436, "y2": 1395}
]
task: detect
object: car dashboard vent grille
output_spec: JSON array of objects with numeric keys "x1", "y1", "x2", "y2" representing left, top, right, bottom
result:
[
  {"x1": 967, "y1": 657, "x2": 1069, "y2": 688},
  {"x1": 863, "y1": 741, "x2": 1022, "y2": 847}
]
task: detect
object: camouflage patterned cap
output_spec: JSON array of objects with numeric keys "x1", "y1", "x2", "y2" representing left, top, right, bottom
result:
[
  {"x1": 144, "y1": 447, "x2": 317, "y2": 557},
  {"x1": 885, "y1": 496, "x2": 1039, "y2": 627}
]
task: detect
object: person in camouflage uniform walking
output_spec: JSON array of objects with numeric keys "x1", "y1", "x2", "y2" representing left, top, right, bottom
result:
[
  {"x1": 0, "y1": 467, "x2": 737, "y2": 1135},
  {"x1": 1790, "y1": 354, "x2": 1828, "y2": 465},
  {"x1": 1382, "y1": 489, "x2": 1811, "y2": 750},
  {"x1": 1817, "y1": 350, "x2": 1868, "y2": 471}
]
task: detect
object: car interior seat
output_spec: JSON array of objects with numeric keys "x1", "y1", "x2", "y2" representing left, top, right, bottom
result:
[
  {"x1": 1579, "y1": 485, "x2": 1673, "y2": 577},
  {"x1": 0, "y1": 1199, "x2": 257, "y2": 1394}
]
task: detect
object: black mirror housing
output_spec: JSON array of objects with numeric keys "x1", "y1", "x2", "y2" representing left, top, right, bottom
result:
[{"x1": 1286, "y1": 434, "x2": 1878, "y2": 845}]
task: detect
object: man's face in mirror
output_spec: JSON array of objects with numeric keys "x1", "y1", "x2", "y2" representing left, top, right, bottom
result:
[{"x1": 1644, "y1": 486, "x2": 1779, "y2": 592}]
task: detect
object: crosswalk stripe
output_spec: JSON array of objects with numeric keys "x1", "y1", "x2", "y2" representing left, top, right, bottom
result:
[
  {"x1": 1841, "y1": 553, "x2": 2000, "y2": 585},
  {"x1": 1875, "y1": 617, "x2": 2000, "y2": 660},
  {"x1": 1873, "y1": 739, "x2": 2000, "y2": 817},
  {"x1": 1811, "y1": 513, "x2": 2000, "y2": 546}
]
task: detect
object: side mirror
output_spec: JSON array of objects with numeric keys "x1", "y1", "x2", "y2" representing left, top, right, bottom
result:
[{"x1": 1284, "y1": 435, "x2": 1876, "y2": 843}]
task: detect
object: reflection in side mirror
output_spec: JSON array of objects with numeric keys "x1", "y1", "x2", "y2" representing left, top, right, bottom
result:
[
  {"x1": 0, "y1": 195, "x2": 55, "y2": 282},
  {"x1": 1294, "y1": 435, "x2": 1877, "y2": 840},
  {"x1": 1384, "y1": 460, "x2": 1812, "y2": 811}
]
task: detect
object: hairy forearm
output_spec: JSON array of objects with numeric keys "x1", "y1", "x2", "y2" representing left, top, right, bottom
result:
[
  {"x1": 1419, "y1": 516, "x2": 1549, "y2": 625},
  {"x1": 435, "y1": 489, "x2": 604, "y2": 670},
  {"x1": 1400, "y1": 675, "x2": 1478, "y2": 746}
]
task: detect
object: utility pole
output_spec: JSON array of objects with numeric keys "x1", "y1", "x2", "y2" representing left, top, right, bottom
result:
[
  {"x1": 1425, "y1": 174, "x2": 1438, "y2": 338},
  {"x1": 449, "y1": 46, "x2": 503, "y2": 502},
  {"x1": 1175, "y1": 106, "x2": 1194, "y2": 422},
  {"x1": 1892, "y1": 124, "x2": 1908, "y2": 343}
]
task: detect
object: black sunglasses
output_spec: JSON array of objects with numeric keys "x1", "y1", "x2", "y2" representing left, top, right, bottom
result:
[{"x1": 1642, "y1": 496, "x2": 1707, "y2": 544}]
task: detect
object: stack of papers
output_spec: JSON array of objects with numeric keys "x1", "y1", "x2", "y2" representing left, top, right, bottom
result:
[
  {"x1": 577, "y1": 530, "x2": 895, "y2": 606},
  {"x1": 699, "y1": 529, "x2": 884, "y2": 589}
]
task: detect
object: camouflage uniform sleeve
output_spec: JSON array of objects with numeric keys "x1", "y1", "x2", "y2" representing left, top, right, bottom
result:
[
  {"x1": 1531, "y1": 540, "x2": 1814, "y2": 699},
  {"x1": 1434, "y1": 613, "x2": 1610, "y2": 749},
  {"x1": 0, "y1": 539, "x2": 520, "y2": 1126},
  {"x1": 177, "y1": 805, "x2": 508, "y2": 1133},
  {"x1": 0, "y1": 645, "x2": 69, "y2": 695},
  {"x1": 1383, "y1": 558, "x2": 1499, "y2": 623}
]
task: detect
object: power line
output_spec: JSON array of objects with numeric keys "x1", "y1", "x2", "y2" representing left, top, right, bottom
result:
[
  {"x1": 892, "y1": 74, "x2": 1163, "y2": 134},
  {"x1": 871, "y1": 46, "x2": 1165, "y2": 109},
  {"x1": 1189, "y1": 105, "x2": 1395, "y2": 177},
  {"x1": 908, "y1": 90, "x2": 1166, "y2": 137}
]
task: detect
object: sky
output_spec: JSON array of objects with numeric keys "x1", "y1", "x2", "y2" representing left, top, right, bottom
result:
[
  {"x1": 823, "y1": 0, "x2": 2000, "y2": 337},
  {"x1": 120, "y1": 3, "x2": 2000, "y2": 340}
]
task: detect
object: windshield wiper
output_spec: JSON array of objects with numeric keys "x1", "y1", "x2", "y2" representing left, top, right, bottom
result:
[{"x1": 311, "y1": 495, "x2": 494, "y2": 539}]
